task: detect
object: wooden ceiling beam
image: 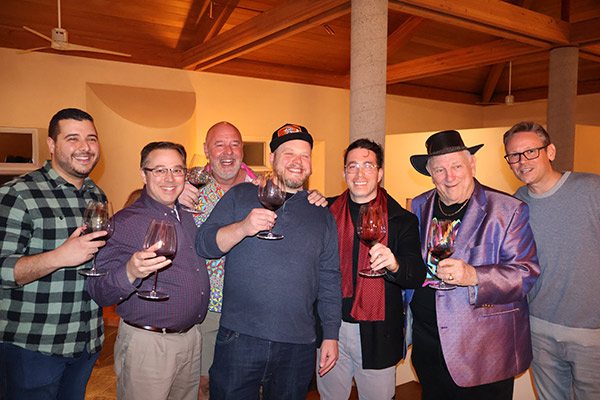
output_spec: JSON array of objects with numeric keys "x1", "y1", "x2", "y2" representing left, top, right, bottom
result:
[
  {"x1": 206, "y1": 58, "x2": 349, "y2": 88},
  {"x1": 191, "y1": 3, "x2": 351, "y2": 71},
  {"x1": 580, "y1": 49, "x2": 600, "y2": 64},
  {"x1": 387, "y1": 83, "x2": 481, "y2": 105},
  {"x1": 181, "y1": 0, "x2": 349, "y2": 70},
  {"x1": 480, "y1": 63, "x2": 506, "y2": 103},
  {"x1": 387, "y1": 16, "x2": 425, "y2": 56},
  {"x1": 389, "y1": 0, "x2": 569, "y2": 47},
  {"x1": 571, "y1": 17, "x2": 600, "y2": 45},
  {"x1": 387, "y1": 39, "x2": 544, "y2": 84},
  {"x1": 489, "y1": 79, "x2": 600, "y2": 104},
  {"x1": 190, "y1": 0, "x2": 240, "y2": 45}
]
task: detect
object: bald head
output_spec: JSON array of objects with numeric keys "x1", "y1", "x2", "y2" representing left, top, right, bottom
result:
[{"x1": 204, "y1": 121, "x2": 244, "y2": 183}]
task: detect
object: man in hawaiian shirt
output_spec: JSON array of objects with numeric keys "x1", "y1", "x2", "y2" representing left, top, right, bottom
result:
[{"x1": 179, "y1": 121, "x2": 256, "y2": 400}]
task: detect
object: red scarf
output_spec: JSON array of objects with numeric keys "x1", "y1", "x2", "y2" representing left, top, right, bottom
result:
[{"x1": 330, "y1": 187, "x2": 387, "y2": 321}]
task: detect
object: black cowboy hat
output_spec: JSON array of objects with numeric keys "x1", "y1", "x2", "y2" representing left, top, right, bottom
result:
[{"x1": 410, "y1": 130, "x2": 483, "y2": 176}]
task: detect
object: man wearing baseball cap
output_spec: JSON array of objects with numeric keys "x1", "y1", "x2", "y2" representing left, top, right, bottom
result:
[
  {"x1": 196, "y1": 124, "x2": 342, "y2": 399},
  {"x1": 407, "y1": 130, "x2": 540, "y2": 399}
]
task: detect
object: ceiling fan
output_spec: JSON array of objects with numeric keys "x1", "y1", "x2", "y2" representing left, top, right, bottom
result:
[
  {"x1": 478, "y1": 61, "x2": 516, "y2": 106},
  {"x1": 21, "y1": 0, "x2": 131, "y2": 57}
]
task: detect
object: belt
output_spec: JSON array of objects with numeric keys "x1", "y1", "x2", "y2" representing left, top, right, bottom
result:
[{"x1": 123, "y1": 320, "x2": 194, "y2": 334}]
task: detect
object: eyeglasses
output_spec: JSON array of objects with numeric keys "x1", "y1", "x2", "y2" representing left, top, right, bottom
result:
[
  {"x1": 344, "y1": 162, "x2": 379, "y2": 175},
  {"x1": 504, "y1": 146, "x2": 548, "y2": 164},
  {"x1": 143, "y1": 167, "x2": 187, "y2": 177}
]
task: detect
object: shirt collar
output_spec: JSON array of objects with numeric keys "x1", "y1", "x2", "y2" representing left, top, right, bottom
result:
[{"x1": 41, "y1": 160, "x2": 97, "y2": 191}]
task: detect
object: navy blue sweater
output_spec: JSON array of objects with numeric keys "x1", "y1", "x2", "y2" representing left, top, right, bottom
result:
[{"x1": 196, "y1": 182, "x2": 342, "y2": 344}]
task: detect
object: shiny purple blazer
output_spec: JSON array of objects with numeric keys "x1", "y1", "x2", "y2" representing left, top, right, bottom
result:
[{"x1": 409, "y1": 179, "x2": 540, "y2": 387}]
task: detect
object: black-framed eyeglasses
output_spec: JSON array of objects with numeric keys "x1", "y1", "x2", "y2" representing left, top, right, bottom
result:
[
  {"x1": 504, "y1": 146, "x2": 548, "y2": 164},
  {"x1": 143, "y1": 167, "x2": 187, "y2": 177}
]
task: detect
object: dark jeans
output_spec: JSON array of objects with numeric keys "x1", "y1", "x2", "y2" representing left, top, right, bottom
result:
[
  {"x1": 209, "y1": 327, "x2": 316, "y2": 400},
  {"x1": 411, "y1": 321, "x2": 514, "y2": 400},
  {"x1": 0, "y1": 342, "x2": 100, "y2": 400}
]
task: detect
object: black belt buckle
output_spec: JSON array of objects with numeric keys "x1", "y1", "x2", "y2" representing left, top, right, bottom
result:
[{"x1": 124, "y1": 320, "x2": 194, "y2": 334}]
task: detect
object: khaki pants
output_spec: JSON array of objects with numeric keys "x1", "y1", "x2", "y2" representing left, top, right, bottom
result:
[{"x1": 114, "y1": 319, "x2": 202, "y2": 400}]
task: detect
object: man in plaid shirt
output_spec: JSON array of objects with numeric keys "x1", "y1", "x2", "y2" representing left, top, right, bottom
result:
[{"x1": 0, "y1": 108, "x2": 107, "y2": 399}]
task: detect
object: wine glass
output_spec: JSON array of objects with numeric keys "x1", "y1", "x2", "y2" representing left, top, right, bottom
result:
[
  {"x1": 426, "y1": 218, "x2": 457, "y2": 290},
  {"x1": 182, "y1": 154, "x2": 210, "y2": 213},
  {"x1": 357, "y1": 204, "x2": 387, "y2": 277},
  {"x1": 138, "y1": 219, "x2": 177, "y2": 300},
  {"x1": 257, "y1": 171, "x2": 286, "y2": 240},
  {"x1": 78, "y1": 201, "x2": 114, "y2": 277}
]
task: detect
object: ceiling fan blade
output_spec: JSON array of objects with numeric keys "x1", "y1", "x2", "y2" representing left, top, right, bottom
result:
[
  {"x1": 23, "y1": 26, "x2": 53, "y2": 42},
  {"x1": 19, "y1": 46, "x2": 52, "y2": 54},
  {"x1": 476, "y1": 101, "x2": 504, "y2": 105},
  {"x1": 59, "y1": 42, "x2": 131, "y2": 57}
]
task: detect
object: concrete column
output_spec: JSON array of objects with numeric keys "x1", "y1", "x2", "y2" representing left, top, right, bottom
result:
[
  {"x1": 547, "y1": 46, "x2": 578, "y2": 171},
  {"x1": 349, "y1": 0, "x2": 387, "y2": 148}
]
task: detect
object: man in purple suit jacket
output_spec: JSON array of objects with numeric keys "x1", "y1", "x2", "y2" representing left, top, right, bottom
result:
[{"x1": 407, "y1": 130, "x2": 540, "y2": 399}]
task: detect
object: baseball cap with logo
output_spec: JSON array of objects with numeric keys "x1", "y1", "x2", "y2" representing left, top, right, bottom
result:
[{"x1": 269, "y1": 123, "x2": 314, "y2": 152}]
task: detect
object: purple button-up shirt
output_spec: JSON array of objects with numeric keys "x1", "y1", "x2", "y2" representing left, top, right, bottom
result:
[{"x1": 87, "y1": 188, "x2": 209, "y2": 330}]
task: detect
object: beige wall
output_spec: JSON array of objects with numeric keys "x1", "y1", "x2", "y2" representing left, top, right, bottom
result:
[
  {"x1": 0, "y1": 48, "x2": 349, "y2": 207},
  {"x1": 575, "y1": 125, "x2": 600, "y2": 174}
]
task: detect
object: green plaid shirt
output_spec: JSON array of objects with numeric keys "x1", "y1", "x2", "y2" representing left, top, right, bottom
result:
[{"x1": 0, "y1": 161, "x2": 106, "y2": 357}]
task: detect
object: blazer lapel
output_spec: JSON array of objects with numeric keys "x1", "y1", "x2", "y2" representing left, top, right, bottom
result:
[{"x1": 453, "y1": 180, "x2": 487, "y2": 261}]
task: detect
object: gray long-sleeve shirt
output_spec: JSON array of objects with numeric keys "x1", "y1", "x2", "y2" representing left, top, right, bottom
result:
[
  {"x1": 196, "y1": 182, "x2": 342, "y2": 344},
  {"x1": 515, "y1": 171, "x2": 600, "y2": 329}
]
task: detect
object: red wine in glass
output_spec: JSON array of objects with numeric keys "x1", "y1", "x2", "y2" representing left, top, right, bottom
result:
[
  {"x1": 155, "y1": 249, "x2": 176, "y2": 261},
  {"x1": 257, "y1": 172, "x2": 286, "y2": 240},
  {"x1": 79, "y1": 201, "x2": 114, "y2": 277},
  {"x1": 138, "y1": 219, "x2": 177, "y2": 300},
  {"x1": 429, "y1": 245, "x2": 454, "y2": 261},
  {"x1": 183, "y1": 161, "x2": 211, "y2": 213},
  {"x1": 427, "y1": 219, "x2": 457, "y2": 290},
  {"x1": 357, "y1": 204, "x2": 387, "y2": 277}
]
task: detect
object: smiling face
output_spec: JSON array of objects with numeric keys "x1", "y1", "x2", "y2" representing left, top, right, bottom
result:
[
  {"x1": 204, "y1": 123, "x2": 244, "y2": 182},
  {"x1": 270, "y1": 140, "x2": 312, "y2": 193},
  {"x1": 427, "y1": 150, "x2": 476, "y2": 205},
  {"x1": 343, "y1": 148, "x2": 383, "y2": 203},
  {"x1": 141, "y1": 148, "x2": 186, "y2": 208},
  {"x1": 504, "y1": 130, "x2": 556, "y2": 190},
  {"x1": 47, "y1": 118, "x2": 100, "y2": 188}
]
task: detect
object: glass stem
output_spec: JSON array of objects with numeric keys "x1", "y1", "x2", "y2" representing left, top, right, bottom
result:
[
  {"x1": 152, "y1": 271, "x2": 159, "y2": 293},
  {"x1": 90, "y1": 256, "x2": 97, "y2": 273}
]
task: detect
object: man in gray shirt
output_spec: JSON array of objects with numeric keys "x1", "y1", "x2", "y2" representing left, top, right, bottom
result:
[{"x1": 503, "y1": 121, "x2": 600, "y2": 400}]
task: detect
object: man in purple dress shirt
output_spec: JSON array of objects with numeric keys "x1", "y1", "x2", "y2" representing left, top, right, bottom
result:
[
  {"x1": 87, "y1": 142, "x2": 209, "y2": 400},
  {"x1": 408, "y1": 130, "x2": 539, "y2": 399}
]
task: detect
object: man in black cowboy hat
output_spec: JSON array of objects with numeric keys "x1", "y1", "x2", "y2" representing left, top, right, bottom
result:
[{"x1": 407, "y1": 130, "x2": 540, "y2": 399}]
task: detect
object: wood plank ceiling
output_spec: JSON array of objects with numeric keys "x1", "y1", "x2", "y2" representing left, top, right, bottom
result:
[{"x1": 1, "y1": 0, "x2": 599, "y2": 105}]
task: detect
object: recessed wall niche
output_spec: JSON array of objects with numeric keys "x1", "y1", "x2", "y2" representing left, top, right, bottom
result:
[{"x1": 0, "y1": 127, "x2": 39, "y2": 175}]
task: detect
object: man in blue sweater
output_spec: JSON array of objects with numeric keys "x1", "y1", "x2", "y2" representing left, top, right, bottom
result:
[{"x1": 195, "y1": 124, "x2": 342, "y2": 400}]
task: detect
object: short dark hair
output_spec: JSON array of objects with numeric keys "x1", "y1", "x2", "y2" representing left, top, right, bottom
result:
[
  {"x1": 48, "y1": 108, "x2": 94, "y2": 140},
  {"x1": 343, "y1": 138, "x2": 384, "y2": 167},
  {"x1": 140, "y1": 142, "x2": 187, "y2": 168},
  {"x1": 503, "y1": 121, "x2": 551, "y2": 147}
]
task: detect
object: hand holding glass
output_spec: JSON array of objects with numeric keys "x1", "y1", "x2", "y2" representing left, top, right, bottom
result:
[
  {"x1": 78, "y1": 201, "x2": 114, "y2": 277},
  {"x1": 138, "y1": 219, "x2": 177, "y2": 300},
  {"x1": 357, "y1": 204, "x2": 387, "y2": 277},
  {"x1": 183, "y1": 154, "x2": 210, "y2": 213},
  {"x1": 257, "y1": 171, "x2": 286, "y2": 240},
  {"x1": 427, "y1": 219, "x2": 457, "y2": 290}
]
